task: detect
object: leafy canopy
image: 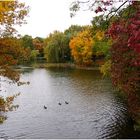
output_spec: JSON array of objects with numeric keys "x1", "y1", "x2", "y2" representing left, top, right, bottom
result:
[{"x1": 70, "y1": 27, "x2": 94, "y2": 66}]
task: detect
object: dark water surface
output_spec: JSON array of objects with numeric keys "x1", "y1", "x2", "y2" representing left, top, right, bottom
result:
[{"x1": 0, "y1": 67, "x2": 134, "y2": 139}]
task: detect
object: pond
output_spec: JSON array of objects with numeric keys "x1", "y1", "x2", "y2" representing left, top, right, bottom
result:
[{"x1": 0, "y1": 67, "x2": 134, "y2": 139}]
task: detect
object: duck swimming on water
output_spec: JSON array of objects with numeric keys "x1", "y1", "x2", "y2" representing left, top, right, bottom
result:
[
  {"x1": 65, "y1": 101, "x2": 69, "y2": 104},
  {"x1": 44, "y1": 105, "x2": 47, "y2": 109}
]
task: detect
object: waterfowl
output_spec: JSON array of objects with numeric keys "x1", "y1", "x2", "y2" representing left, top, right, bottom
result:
[
  {"x1": 65, "y1": 101, "x2": 69, "y2": 104},
  {"x1": 44, "y1": 105, "x2": 47, "y2": 109},
  {"x1": 58, "y1": 103, "x2": 62, "y2": 105}
]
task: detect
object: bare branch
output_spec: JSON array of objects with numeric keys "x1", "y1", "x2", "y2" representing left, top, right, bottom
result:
[{"x1": 106, "y1": 0, "x2": 128, "y2": 19}]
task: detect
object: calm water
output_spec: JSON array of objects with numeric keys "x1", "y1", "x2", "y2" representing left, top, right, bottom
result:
[{"x1": 0, "y1": 67, "x2": 134, "y2": 139}]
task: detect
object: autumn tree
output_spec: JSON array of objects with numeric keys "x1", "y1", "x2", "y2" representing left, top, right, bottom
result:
[
  {"x1": 0, "y1": 0, "x2": 29, "y2": 76},
  {"x1": 69, "y1": 27, "x2": 94, "y2": 66},
  {"x1": 0, "y1": 0, "x2": 29, "y2": 122},
  {"x1": 0, "y1": 1, "x2": 29, "y2": 37},
  {"x1": 33, "y1": 37, "x2": 44, "y2": 57},
  {"x1": 107, "y1": 2, "x2": 140, "y2": 125}
]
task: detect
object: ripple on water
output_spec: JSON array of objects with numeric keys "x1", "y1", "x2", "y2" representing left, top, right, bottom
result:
[{"x1": 0, "y1": 68, "x2": 134, "y2": 139}]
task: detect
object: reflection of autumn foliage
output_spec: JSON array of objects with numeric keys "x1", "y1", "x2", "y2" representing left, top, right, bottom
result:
[{"x1": 70, "y1": 29, "x2": 94, "y2": 66}]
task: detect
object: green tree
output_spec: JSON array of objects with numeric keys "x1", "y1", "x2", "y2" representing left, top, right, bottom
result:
[
  {"x1": 30, "y1": 50, "x2": 39, "y2": 61},
  {"x1": 64, "y1": 25, "x2": 85, "y2": 38},
  {"x1": 44, "y1": 31, "x2": 71, "y2": 63},
  {"x1": 21, "y1": 35, "x2": 34, "y2": 50}
]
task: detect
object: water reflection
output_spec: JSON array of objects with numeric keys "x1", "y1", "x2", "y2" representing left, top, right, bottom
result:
[{"x1": 0, "y1": 67, "x2": 134, "y2": 138}]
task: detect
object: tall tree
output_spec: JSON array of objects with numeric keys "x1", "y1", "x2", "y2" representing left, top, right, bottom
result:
[{"x1": 44, "y1": 31, "x2": 71, "y2": 63}]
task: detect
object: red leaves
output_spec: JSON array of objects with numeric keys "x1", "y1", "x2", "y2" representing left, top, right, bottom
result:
[
  {"x1": 107, "y1": 22, "x2": 124, "y2": 39},
  {"x1": 101, "y1": 0, "x2": 112, "y2": 6},
  {"x1": 98, "y1": 6, "x2": 103, "y2": 12},
  {"x1": 128, "y1": 16, "x2": 140, "y2": 54},
  {"x1": 94, "y1": 0, "x2": 113, "y2": 13},
  {"x1": 108, "y1": 2, "x2": 140, "y2": 101},
  {"x1": 108, "y1": 11, "x2": 140, "y2": 54},
  {"x1": 95, "y1": 6, "x2": 103, "y2": 13}
]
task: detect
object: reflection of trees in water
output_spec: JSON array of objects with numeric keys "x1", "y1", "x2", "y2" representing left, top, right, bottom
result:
[
  {"x1": 21, "y1": 68, "x2": 34, "y2": 74},
  {"x1": 14, "y1": 66, "x2": 34, "y2": 74},
  {"x1": 47, "y1": 67, "x2": 102, "y2": 80}
]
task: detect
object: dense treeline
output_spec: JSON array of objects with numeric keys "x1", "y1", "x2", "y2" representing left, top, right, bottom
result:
[
  {"x1": 11, "y1": 23, "x2": 110, "y2": 66},
  {"x1": 1, "y1": 23, "x2": 109, "y2": 66}
]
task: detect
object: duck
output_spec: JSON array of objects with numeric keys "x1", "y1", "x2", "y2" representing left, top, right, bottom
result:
[
  {"x1": 44, "y1": 105, "x2": 47, "y2": 109},
  {"x1": 65, "y1": 101, "x2": 69, "y2": 104},
  {"x1": 58, "y1": 103, "x2": 62, "y2": 105}
]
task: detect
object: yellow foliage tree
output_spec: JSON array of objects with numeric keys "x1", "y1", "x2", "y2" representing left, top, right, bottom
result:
[
  {"x1": 0, "y1": 1, "x2": 29, "y2": 37},
  {"x1": 70, "y1": 29, "x2": 94, "y2": 66},
  {"x1": 95, "y1": 30, "x2": 104, "y2": 41}
]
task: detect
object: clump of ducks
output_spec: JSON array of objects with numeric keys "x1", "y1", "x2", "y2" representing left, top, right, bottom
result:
[
  {"x1": 44, "y1": 101, "x2": 69, "y2": 109},
  {"x1": 44, "y1": 106, "x2": 47, "y2": 109}
]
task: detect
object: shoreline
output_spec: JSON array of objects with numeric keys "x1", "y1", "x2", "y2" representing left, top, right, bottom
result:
[{"x1": 31, "y1": 62, "x2": 100, "y2": 70}]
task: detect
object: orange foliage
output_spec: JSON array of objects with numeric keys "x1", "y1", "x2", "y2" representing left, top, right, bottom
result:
[
  {"x1": 33, "y1": 38, "x2": 44, "y2": 53},
  {"x1": 0, "y1": 1, "x2": 29, "y2": 36},
  {"x1": 0, "y1": 0, "x2": 29, "y2": 82},
  {"x1": 0, "y1": 38, "x2": 30, "y2": 82},
  {"x1": 69, "y1": 29, "x2": 94, "y2": 66}
]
